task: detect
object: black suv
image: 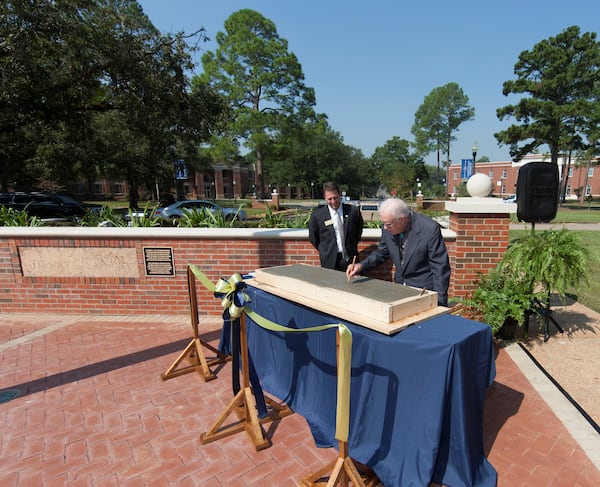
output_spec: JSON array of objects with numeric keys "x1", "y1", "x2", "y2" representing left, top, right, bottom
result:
[{"x1": 0, "y1": 192, "x2": 101, "y2": 221}]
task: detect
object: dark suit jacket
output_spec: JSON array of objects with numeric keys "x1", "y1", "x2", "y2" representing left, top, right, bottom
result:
[
  {"x1": 360, "y1": 211, "x2": 451, "y2": 306},
  {"x1": 308, "y1": 203, "x2": 363, "y2": 269}
]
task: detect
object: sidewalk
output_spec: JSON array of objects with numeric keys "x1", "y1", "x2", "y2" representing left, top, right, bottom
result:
[{"x1": 0, "y1": 312, "x2": 599, "y2": 486}]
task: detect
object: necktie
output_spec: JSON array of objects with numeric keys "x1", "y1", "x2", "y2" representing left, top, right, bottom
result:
[{"x1": 335, "y1": 211, "x2": 347, "y2": 260}]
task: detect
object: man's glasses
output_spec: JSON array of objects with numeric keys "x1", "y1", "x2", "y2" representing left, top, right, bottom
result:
[{"x1": 382, "y1": 215, "x2": 408, "y2": 229}]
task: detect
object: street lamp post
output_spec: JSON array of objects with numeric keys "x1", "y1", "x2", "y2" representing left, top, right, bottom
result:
[
  {"x1": 472, "y1": 141, "x2": 478, "y2": 163},
  {"x1": 233, "y1": 180, "x2": 237, "y2": 203},
  {"x1": 311, "y1": 181, "x2": 314, "y2": 200}
]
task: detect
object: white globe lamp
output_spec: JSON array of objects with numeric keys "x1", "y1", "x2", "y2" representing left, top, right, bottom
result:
[{"x1": 466, "y1": 173, "x2": 492, "y2": 197}]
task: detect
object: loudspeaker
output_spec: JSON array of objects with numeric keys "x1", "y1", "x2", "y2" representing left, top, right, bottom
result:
[{"x1": 516, "y1": 162, "x2": 559, "y2": 223}]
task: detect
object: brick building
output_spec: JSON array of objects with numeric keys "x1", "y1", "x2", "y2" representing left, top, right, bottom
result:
[
  {"x1": 447, "y1": 153, "x2": 598, "y2": 200},
  {"x1": 68, "y1": 163, "x2": 253, "y2": 202}
]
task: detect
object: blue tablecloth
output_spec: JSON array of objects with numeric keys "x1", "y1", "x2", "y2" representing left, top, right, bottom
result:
[{"x1": 244, "y1": 285, "x2": 497, "y2": 487}]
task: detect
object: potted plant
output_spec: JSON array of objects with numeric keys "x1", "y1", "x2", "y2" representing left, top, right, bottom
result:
[
  {"x1": 499, "y1": 228, "x2": 589, "y2": 305},
  {"x1": 463, "y1": 228, "x2": 589, "y2": 338},
  {"x1": 463, "y1": 266, "x2": 539, "y2": 338}
]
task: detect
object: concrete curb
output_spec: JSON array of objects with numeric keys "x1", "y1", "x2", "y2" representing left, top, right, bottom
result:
[{"x1": 504, "y1": 341, "x2": 600, "y2": 470}]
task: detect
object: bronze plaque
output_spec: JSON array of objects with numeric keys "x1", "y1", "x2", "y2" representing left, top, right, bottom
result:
[{"x1": 143, "y1": 247, "x2": 175, "y2": 276}]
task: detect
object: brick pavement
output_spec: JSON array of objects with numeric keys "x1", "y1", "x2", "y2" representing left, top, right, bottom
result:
[{"x1": 0, "y1": 312, "x2": 599, "y2": 486}]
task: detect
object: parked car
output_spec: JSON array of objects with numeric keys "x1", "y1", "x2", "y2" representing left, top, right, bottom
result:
[
  {"x1": 121, "y1": 206, "x2": 164, "y2": 223},
  {"x1": 156, "y1": 200, "x2": 247, "y2": 224},
  {"x1": 503, "y1": 194, "x2": 517, "y2": 203},
  {"x1": 0, "y1": 192, "x2": 103, "y2": 221}
]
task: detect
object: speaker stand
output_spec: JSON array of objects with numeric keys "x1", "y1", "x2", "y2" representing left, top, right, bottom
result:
[
  {"x1": 522, "y1": 223, "x2": 565, "y2": 342},
  {"x1": 525, "y1": 295, "x2": 564, "y2": 342}
]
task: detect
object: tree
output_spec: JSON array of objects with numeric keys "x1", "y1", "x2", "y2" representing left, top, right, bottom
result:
[
  {"x1": 371, "y1": 137, "x2": 426, "y2": 199},
  {"x1": 0, "y1": 0, "x2": 228, "y2": 205},
  {"x1": 411, "y1": 83, "x2": 475, "y2": 182},
  {"x1": 1, "y1": 0, "x2": 103, "y2": 189},
  {"x1": 198, "y1": 9, "x2": 316, "y2": 198},
  {"x1": 266, "y1": 116, "x2": 369, "y2": 197},
  {"x1": 495, "y1": 26, "x2": 600, "y2": 166}
]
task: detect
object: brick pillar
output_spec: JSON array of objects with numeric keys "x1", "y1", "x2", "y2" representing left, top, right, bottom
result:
[
  {"x1": 416, "y1": 193, "x2": 424, "y2": 208},
  {"x1": 446, "y1": 198, "x2": 514, "y2": 300},
  {"x1": 270, "y1": 190, "x2": 280, "y2": 210}
]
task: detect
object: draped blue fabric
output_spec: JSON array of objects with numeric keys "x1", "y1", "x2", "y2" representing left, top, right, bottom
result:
[{"x1": 244, "y1": 285, "x2": 497, "y2": 487}]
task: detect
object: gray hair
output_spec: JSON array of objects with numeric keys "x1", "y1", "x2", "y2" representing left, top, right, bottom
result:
[{"x1": 379, "y1": 198, "x2": 410, "y2": 219}]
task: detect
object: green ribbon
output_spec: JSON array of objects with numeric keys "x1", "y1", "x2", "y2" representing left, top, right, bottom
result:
[
  {"x1": 189, "y1": 264, "x2": 216, "y2": 292},
  {"x1": 189, "y1": 265, "x2": 249, "y2": 320},
  {"x1": 187, "y1": 264, "x2": 353, "y2": 442},
  {"x1": 245, "y1": 309, "x2": 352, "y2": 442}
]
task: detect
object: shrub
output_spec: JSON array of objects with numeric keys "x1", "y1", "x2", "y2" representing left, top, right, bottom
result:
[{"x1": 0, "y1": 206, "x2": 42, "y2": 226}]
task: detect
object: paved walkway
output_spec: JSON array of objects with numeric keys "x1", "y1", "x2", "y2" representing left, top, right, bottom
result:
[{"x1": 0, "y1": 312, "x2": 599, "y2": 486}]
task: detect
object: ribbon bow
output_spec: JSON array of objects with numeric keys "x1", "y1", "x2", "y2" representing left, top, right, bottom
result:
[{"x1": 214, "y1": 273, "x2": 249, "y2": 320}]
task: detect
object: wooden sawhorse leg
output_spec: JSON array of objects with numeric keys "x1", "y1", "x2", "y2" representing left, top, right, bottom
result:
[
  {"x1": 299, "y1": 440, "x2": 379, "y2": 487},
  {"x1": 299, "y1": 330, "x2": 379, "y2": 487},
  {"x1": 161, "y1": 266, "x2": 230, "y2": 382},
  {"x1": 160, "y1": 336, "x2": 226, "y2": 381},
  {"x1": 200, "y1": 313, "x2": 293, "y2": 451}
]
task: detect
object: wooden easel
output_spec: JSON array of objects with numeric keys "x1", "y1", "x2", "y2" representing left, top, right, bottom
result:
[
  {"x1": 299, "y1": 442, "x2": 379, "y2": 487},
  {"x1": 200, "y1": 313, "x2": 293, "y2": 451},
  {"x1": 299, "y1": 330, "x2": 379, "y2": 487},
  {"x1": 161, "y1": 266, "x2": 230, "y2": 382}
]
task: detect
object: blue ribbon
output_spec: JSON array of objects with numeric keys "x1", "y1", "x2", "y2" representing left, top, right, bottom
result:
[{"x1": 213, "y1": 273, "x2": 249, "y2": 321}]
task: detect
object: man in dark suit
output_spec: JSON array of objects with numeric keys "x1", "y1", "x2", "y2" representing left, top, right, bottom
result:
[
  {"x1": 346, "y1": 198, "x2": 450, "y2": 306},
  {"x1": 308, "y1": 182, "x2": 364, "y2": 271}
]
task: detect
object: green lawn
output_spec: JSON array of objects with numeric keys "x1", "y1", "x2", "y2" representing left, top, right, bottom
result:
[
  {"x1": 548, "y1": 205, "x2": 600, "y2": 223},
  {"x1": 510, "y1": 202, "x2": 600, "y2": 223}
]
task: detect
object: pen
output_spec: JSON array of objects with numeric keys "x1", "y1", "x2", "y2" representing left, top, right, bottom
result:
[{"x1": 347, "y1": 255, "x2": 357, "y2": 282}]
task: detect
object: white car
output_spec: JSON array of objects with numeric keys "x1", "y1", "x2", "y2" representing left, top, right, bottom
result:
[
  {"x1": 157, "y1": 200, "x2": 247, "y2": 224},
  {"x1": 503, "y1": 195, "x2": 516, "y2": 203}
]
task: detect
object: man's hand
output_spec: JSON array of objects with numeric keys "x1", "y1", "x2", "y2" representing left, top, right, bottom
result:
[{"x1": 346, "y1": 262, "x2": 363, "y2": 281}]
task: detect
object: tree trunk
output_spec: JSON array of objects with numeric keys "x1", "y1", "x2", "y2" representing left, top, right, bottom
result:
[
  {"x1": 128, "y1": 179, "x2": 139, "y2": 209},
  {"x1": 255, "y1": 147, "x2": 264, "y2": 199}
]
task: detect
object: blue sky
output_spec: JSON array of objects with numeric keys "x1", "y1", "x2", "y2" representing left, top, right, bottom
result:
[{"x1": 137, "y1": 0, "x2": 599, "y2": 164}]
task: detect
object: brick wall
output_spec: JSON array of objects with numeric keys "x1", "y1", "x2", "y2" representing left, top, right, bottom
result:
[
  {"x1": 0, "y1": 228, "x2": 399, "y2": 317},
  {"x1": 0, "y1": 203, "x2": 509, "y2": 319}
]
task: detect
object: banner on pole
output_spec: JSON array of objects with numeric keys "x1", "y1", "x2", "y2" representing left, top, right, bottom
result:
[
  {"x1": 461, "y1": 159, "x2": 474, "y2": 180},
  {"x1": 174, "y1": 159, "x2": 188, "y2": 180}
]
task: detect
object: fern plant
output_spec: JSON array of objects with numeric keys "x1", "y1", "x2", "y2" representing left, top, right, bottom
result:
[
  {"x1": 463, "y1": 267, "x2": 541, "y2": 336},
  {"x1": 462, "y1": 228, "x2": 588, "y2": 337},
  {"x1": 499, "y1": 228, "x2": 589, "y2": 303}
]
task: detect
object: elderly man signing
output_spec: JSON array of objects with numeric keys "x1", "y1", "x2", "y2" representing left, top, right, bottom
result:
[{"x1": 346, "y1": 198, "x2": 450, "y2": 306}]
